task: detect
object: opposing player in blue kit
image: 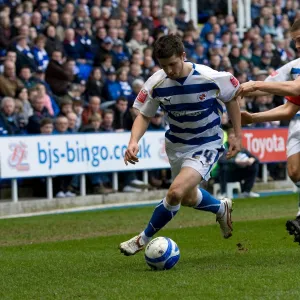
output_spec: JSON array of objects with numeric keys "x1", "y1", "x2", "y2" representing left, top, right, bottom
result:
[{"x1": 119, "y1": 35, "x2": 242, "y2": 255}]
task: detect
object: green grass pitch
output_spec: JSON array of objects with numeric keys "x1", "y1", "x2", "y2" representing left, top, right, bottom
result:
[{"x1": 0, "y1": 194, "x2": 300, "y2": 300}]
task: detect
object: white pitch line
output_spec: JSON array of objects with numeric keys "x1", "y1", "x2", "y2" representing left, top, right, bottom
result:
[{"x1": 0, "y1": 200, "x2": 161, "y2": 220}]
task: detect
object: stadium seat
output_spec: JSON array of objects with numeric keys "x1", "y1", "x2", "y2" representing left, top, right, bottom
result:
[
  {"x1": 213, "y1": 182, "x2": 242, "y2": 199},
  {"x1": 226, "y1": 182, "x2": 241, "y2": 199},
  {"x1": 213, "y1": 183, "x2": 221, "y2": 197}
]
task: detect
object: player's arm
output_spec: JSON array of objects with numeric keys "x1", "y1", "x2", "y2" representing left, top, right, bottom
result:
[
  {"x1": 241, "y1": 101, "x2": 300, "y2": 125},
  {"x1": 225, "y1": 95, "x2": 242, "y2": 158},
  {"x1": 238, "y1": 60, "x2": 296, "y2": 98},
  {"x1": 244, "y1": 90, "x2": 270, "y2": 97},
  {"x1": 209, "y1": 71, "x2": 243, "y2": 158},
  {"x1": 124, "y1": 74, "x2": 161, "y2": 165},
  {"x1": 239, "y1": 77, "x2": 300, "y2": 98},
  {"x1": 124, "y1": 113, "x2": 151, "y2": 165}
]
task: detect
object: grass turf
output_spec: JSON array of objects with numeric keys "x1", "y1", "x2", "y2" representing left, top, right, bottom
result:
[{"x1": 0, "y1": 194, "x2": 299, "y2": 300}]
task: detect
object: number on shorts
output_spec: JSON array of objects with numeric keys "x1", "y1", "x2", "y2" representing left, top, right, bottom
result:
[{"x1": 192, "y1": 150, "x2": 214, "y2": 164}]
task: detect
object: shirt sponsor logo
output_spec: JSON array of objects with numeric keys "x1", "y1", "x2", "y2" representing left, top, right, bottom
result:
[
  {"x1": 137, "y1": 89, "x2": 148, "y2": 103},
  {"x1": 270, "y1": 70, "x2": 278, "y2": 77},
  {"x1": 230, "y1": 76, "x2": 239, "y2": 88},
  {"x1": 198, "y1": 92, "x2": 207, "y2": 101}
]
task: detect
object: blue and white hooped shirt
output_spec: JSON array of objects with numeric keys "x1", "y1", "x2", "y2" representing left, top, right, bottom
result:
[{"x1": 133, "y1": 62, "x2": 240, "y2": 152}]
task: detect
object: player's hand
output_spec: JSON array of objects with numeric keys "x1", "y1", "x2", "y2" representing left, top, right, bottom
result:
[
  {"x1": 236, "y1": 81, "x2": 257, "y2": 98},
  {"x1": 241, "y1": 111, "x2": 253, "y2": 125},
  {"x1": 226, "y1": 136, "x2": 241, "y2": 159},
  {"x1": 124, "y1": 142, "x2": 139, "y2": 165}
]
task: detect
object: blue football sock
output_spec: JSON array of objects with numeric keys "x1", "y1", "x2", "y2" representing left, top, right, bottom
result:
[
  {"x1": 142, "y1": 198, "x2": 180, "y2": 240},
  {"x1": 193, "y1": 188, "x2": 222, "y2": 214}
]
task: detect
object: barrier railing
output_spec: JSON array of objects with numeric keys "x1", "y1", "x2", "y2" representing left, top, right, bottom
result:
[{"x1": 0, "y1": 128, "x2": 289, "y2": 202}]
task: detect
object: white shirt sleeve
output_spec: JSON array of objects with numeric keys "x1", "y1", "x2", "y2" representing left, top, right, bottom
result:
[
  {"x1": 132, "y1": 70, "x2": 164, "y2": 117},
  {"x1": 210, "y1": 71, "x2": 240, "y2": 102},
  {"x1": 265, "y1": 60, "x2": 295, "y2": 82}
]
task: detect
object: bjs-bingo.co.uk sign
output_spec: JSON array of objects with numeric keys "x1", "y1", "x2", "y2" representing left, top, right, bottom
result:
[
  {"x1": 0, "y1": 131, "x2": 169, "y2": 179},
  {"x1": 242, "y1": 128, "x2": 288, "y2": 163}
]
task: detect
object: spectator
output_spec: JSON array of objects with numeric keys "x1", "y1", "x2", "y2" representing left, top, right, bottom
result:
[
  {"x1": 36, "y1": 83, "x2": 54, "y2": 117},
  {"x1": 200, "y1": 16, "x2": 217, "y2": 40},
  {"x1": 0, "y1": 51, "x2": 17, "y2": 74},
  {"x1": 18, "y1": 66, "x2": 37, "y2": 89},
  {"x1": 191, "y1": 44, "x2": 209, "y2": 65},
  {"x1": 128, "y1": 78, "x2": 144, "y2": 107},
  {"x1": 73, "y1": 99, "x2": 84, "y2": 131},
  {"x1": 99, "y1": 54, "x2": 116, "y2": 81},
  {"x1": 52, "y1": 116, "x2": 77, "y2": 198},
  {"x1": 14, "y1": 35, "x2": 37, "y2": 73},
  {"x1": 218, "y1": 129, "x2": 260, "y2": 198},
  {"x1": 32, "y1": 34, "x2": 50, "y2": 72},
  {"x1": 63, "y1": 28, "x2": 85, "y2": 61},
  {"x1": 175, "y1": 8, "x2": 188, "y2": 33},
  {"x1": 44, "y1": 25, "x2": 64, "y2": 56},
  {"x1": 117, "y1": 67, "x2": 132, "y2": 99},
  {"x1": 16, "y1": 87, "x2": 33, "y2": 123},
  {"x1": 0, "y1": 14, "x2": 12, "y2": 51},
  {"x1": 93, "y1": 36, "x2": 115, "y2": 67},
  {"x1": 53, "y1": 115, "x2": 69, "y2": 134},
  {"x1": 66, "y1": 111, "x2": 78, "y2": 133},
  {"x1": 102, "y1": 70, "x2": 122, "y2": 101},
  {"x1": 59, "y1": 98, "x2": 73, "y2": 117},
  {"x1": 75, "y1": 23, "x2": 93, "y2": 62},
  {"x1": 45, "y1": 50, "x2": 73, "y2": 96},
  {"x1": 81, "y1": 113, "x2": 103, "y2": 133},
  {"x1": 82, "y1": 96, "x2": 102, "y2": 126},
  {"x1": 31, "y1": 11, "x2": 44, "y2": 34},
  {"x1": 86, "y1": 67, "x2": 104, "y2": 98},
  {"x1": 127, "y1": 63, "x2": 143, "y2": 84},
  {"x1": 228, "y1": 46, "x2": 240, "y2": 67},
  {"x1": 112, "y1": 39, "x2": 130, "y2": 68},
  {"x1": 0, "y1": 60, "x2": 24, "y2": 97},
  {"x1": 47, "y1": 12, "x2": 60, "y2": 28},
  {"x1": 56, "y1": 12, "x2": 74, "y2": 41},
  {"x1": 100, "y1": 109, "x2": 114, "y2": 132},
  {"x1": 1, "y1": 96, "x2": 25, "y2": 134},
  {"x1": 112, "y1": 96, "x2": 133, "y2": 131},
  {"x1": 27, "y1": 96, "x2": 52, "y2": 134},
  {"x1": 40, "y1": 117, "x2": 54, "y2": 134},
  {"x1": 126, "y1": 29, "x2": 147, "y2": 54}
]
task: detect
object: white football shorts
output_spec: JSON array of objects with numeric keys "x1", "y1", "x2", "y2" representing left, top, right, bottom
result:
[
  {"x1": 166, "y1": 146, "x2": 224, "y2": 181},
  {"x1": 287, "y1": 119, "x2": 300, "y2": 157}
]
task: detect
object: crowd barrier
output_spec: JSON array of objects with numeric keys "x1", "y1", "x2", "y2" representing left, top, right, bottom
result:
[{"x1": 0, "y1": 127, "x2": 289, "y2": 202}]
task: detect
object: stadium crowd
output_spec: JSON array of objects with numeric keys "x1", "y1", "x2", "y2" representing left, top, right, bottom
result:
[{"x1": 0, "y1": 0, "x2": 297, "y2": 197}]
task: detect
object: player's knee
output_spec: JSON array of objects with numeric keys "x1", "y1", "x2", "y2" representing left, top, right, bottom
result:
[
  {"x1": 288, "y1": 165, "x2": 300, "y2": 183},
  {"x1": 167, "y1": 186, "x2": 184, "y2": 205}
]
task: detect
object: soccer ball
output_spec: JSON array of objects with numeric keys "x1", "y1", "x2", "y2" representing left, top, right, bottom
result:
[{"x1": 144, "y1": 237, "x2": 180, "y2": 270}]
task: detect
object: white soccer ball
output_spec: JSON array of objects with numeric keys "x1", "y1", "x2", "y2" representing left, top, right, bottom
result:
[{"x1": 144, "y1": 237, "x2": 180, "y2": 270}]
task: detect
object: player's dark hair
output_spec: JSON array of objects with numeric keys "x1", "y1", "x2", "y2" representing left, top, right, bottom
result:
[
  {"x1": 291, "y1": 19, "x2": 300, "y2": 32},
  {"x1": 153, "y1": 35, "x2": 184, "y2": 59}
]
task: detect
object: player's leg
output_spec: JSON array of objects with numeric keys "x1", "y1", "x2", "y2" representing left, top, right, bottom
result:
[
  {"x1": 286, "y1": 152, "x2": 300, "y2": 243},
  {"x1": 285, "y1": 119, "x2": 300, "y2": 243},
  {"x1": 181, "y1": 174, "x2": 233, "y2": 239},
  {"x1": 119, "y1": 165, "x2": 202, "y2": 256},
  {"x1": 180, "y1": 147, "x2": 233, "y2": 237}
]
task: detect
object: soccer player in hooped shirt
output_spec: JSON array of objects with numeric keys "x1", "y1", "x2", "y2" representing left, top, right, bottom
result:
[
  {"x1": 119, "y1": 35, "x2": 242, "y2": 256},
  {"x1": 237, "y1": 19, "x2": 300, "y2": 244}
]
